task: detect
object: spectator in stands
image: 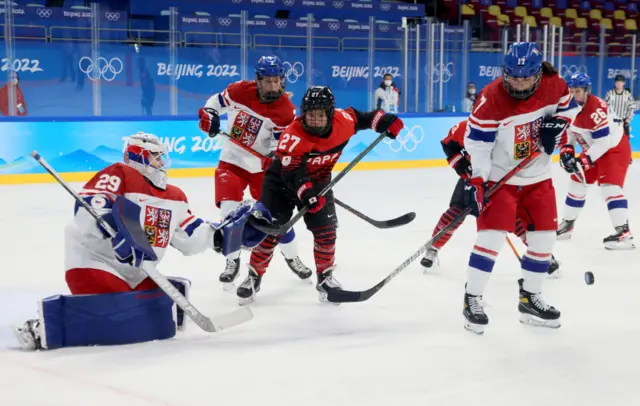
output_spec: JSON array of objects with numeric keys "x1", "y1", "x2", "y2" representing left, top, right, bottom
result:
[
  {"x1": 138, "y1": 58, "x2": 155, "y2": 116},
  {"x1": 0, "y1": 71, "x2": 28, "y2": 117},
  {"x1": 462, "y1": 82, "x2": 476, "y2": 113},
  {"x1": 374, "y1": 73, "x2": 400, "y2": 113},
  {"x1": 605, "y1": 75, "x2": 635, "y2": 137}
]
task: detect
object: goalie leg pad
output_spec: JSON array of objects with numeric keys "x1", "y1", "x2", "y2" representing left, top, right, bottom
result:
[{"x1": 39, "y1": 289, "x2": 176, "y2": 350}]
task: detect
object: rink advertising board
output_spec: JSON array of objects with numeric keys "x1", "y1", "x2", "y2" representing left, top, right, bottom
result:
[
  {"x1": 1, "y1": 114, "x2": 639, "y2": 185},
  {"x1": 0, "y1": 115, "x2": 460, "y2": 184}
]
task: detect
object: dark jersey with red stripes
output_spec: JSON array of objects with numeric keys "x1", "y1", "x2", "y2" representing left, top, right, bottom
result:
[
  {"x1": 441, "y1": 120, "x2": 468, "y2": 161},
  {"x1": 267, "y1": 107, "x2": 378, "y2": 193}
]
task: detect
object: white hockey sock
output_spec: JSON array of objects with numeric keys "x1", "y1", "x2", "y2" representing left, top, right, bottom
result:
[
  {"x1": 521, "y1": 231, "x2": 555, "y2": 293},
  {"x1": 466, "y1": 230, "x2": 506, "y2": 296},
  {"x1": 279, "y1": 238, "x2": 298, "y2": 259},
  {"x1": 600, "y1": 184, "x2": 629, "y2": 228},
  {"x1": 563, "y1": 180, "x2": 587, "y2": 221}
]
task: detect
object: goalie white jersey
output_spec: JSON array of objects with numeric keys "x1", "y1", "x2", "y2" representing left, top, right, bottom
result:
[
  {"x1": 205, "y1": 80, "x2": 296, "y2": 173},
  {"x1": 65, "y1": 163, "x2": 214, "y2": 288}
]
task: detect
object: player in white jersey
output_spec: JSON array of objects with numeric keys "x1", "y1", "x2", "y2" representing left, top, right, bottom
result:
[
  {"x1": 462, "y1": 42, "x2": 580, "y2": 334},
  {"x1": 556, "y1": 73, "x2": 634, "y2": 249},
  {"x1": 14, "y1": 132, "x2": 272, "y2": 350},
  {"x1": 198, "y1": 56, "x2": 312, "y2": 288}
]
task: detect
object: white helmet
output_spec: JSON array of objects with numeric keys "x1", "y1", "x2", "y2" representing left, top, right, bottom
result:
[{"x1": 123, "y1": 132, "x2": 170, "y2": 190}]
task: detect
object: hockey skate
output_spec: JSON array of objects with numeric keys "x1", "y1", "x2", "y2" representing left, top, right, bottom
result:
[
  {"x1": 283, "y1": 254, "x2": 313, "y2": 281},
  {"x1": 316, "y1": 267, "x2": 342, "y2": 304},
  {"x1": 547, "y1": 255, "x2": 561, "y2": 279},
  {"x1": 517, "y1": 278, "x2": 561, "y2": 328},
  {"x1": 237, "y1": 266, "x2": 262, "y2": 305},
  {"x1": 13, "y1": 319, "x2": 43, "y2": 350},
  {"x1": 420, "y1": 247, "x2": 439, "y2": 271},
  {"x1": 556, "y1": 219, "x2": 575, "y2": 240},
  {"x1": 219, "y1": 258, "x2": 240, "y2": 290},
  {"x1": 603, "y1": 223, "x2": 636, "y2": 250},
  {"x1": 463, "y1": 293, "x2": 488, "y2": 335}
]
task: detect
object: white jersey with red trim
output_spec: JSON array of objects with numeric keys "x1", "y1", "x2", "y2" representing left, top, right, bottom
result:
[
  {"x1": 204, "y1": 80, "x2": 296, "y2": 173},
  {"x1": 567, "y1": 94, "x2": 624, "y2": 162},
  {"x1": 465, "y1": 74, "x2": 581, "y2": 186},
  {"x1": 65, "y1": 163, "x2": 214, "y2": 288}
]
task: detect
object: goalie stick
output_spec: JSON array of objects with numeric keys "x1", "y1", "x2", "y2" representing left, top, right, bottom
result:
[
  {"x1": 326, "y1": 149, "x2": 543, "y2": 303},
  {"x1": 334, "y1": 198, "x2": 416, "y2": 229},
  {"x1": 247, "y1": 131, "x2": 390, "y2": 235},
  {"x1": 30, "y1": 151, "x2": 253, "y2": 333}
]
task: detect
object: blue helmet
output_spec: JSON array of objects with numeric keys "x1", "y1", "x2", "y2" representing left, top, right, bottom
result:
[
  {"x1": 567, "y1": 72, "x2": 592, "y2": 90},
  {"x1": 255, "y1": 56, "x2": 286, "y2": 102},
  {"x1": 503, "y1": 42, "x2": 543, "y2": 99}
]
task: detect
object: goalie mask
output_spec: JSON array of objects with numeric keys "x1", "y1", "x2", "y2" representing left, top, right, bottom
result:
[{"x1": 123, "y1": 132, "x2": 170, "y2": 190}]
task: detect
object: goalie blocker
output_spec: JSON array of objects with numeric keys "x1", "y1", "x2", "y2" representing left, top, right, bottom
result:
[{"x1": 14, "y1": 196, "x2": 272, "y2": 350}]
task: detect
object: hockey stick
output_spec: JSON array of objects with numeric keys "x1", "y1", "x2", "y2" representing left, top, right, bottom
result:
[
  {"x1": 248, "y1": 131, "x2": 390, "y2": 235},
  {"x1": 215, "y1": 131, "x2": 413, "y2": 229},
  {"x1": 505, "y1": 235, "x2": 522, "y2": 261},
  {"x1": 334, "y1": 198, "x2": 416, "y2": 229},
  {"x1": 326, "y1": 150, "x2": 543, "y2": 303},
  {"x1": 30, "y1": 151, "x2": 253, "y2": 333}
]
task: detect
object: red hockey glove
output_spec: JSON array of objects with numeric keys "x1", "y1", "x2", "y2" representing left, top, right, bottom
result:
[
  {"x1": 559, "y1": 145, "x2": 577, "y2": 173},
  {"x1": 198, "y1": 107, "x2": 221, "y2": 137},
  {"x1": 297, "y1": 182, "x2": 326, "y2": 214},
  {"x1": 464, "y1": 177, "x2": 488, "y2": 217},
  {"x1": 447, "y1": 151, "x2": 472, "y2": 179},
  {"x1": 372, "y1": 111, "x2": 404, "y2": 139},
  {"x1": 577, "y1": 152, "x2": 594, "y2": 172}
]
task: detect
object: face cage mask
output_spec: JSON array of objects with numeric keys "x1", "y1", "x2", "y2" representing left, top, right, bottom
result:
[
  {"x1": 502, "y1": 71, "x2": 542, "y2": 100},
  {"x1": 256, "y1": 74, "x2": 285, "y2": 103},
  {"x1": 302, "y1": 108, "x2": 334, "y2": 137},
  {"x1": 125, "y1": 150, "x2": 171, "y2": 190}
]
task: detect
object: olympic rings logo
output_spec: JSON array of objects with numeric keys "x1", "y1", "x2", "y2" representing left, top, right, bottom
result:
[
  {"x1": 283, "y1": 0, "x2": 295, "y2": 6},
  {"x1": 78, "y1": 56, "x2": 123, "y2": 81},
  {"x1": 105, "y1": 12, "x2": 120, "y2": 21},
  {"x1": 333, "y1": 1, "x2": 344, "y2": 8},
  {"x1": 379, "y1": 24, "x2": 390, "y2": 32},
  {"x1": 328, "y1": 22, "x2": 340, "y2": 31},
  {"x1": 433, "y1": 62, "x2": 454, "y2": 83},
  {"x1": 275, "y1": 20, "x2": 288, "y2": 29},
  {"x1": 283, "y1": 61, "x2": 304, "y2": 83},
  {"x1": 36, "y1": 8, "x2": 52, "y2": 18},
  {"x1": 560, "y1": 64, "x2": 587, "y2": 80},
  {"x1": 218, "y1": 18, "x2": 232, "y2": 26},
  {"x1": 384, "y1": 125, "x2": 424, "y2": 153},
  {"x1": 232, "y1": 0, "x2": 243, "y2": 3},
  {"x1": 380, "y1": 3, "x2": 391, "y2": 11}
]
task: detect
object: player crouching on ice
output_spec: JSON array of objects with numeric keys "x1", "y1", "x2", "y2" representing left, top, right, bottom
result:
[
  {"x1": 236, "y1": 86, "x2": 403, "y2": 304},
  {"x1": 556, "y1": 73, "x2": 635, "y2": 250},
  {"x1": 14, "y1": 132, "x2": 272, "y2": 350},
  {"x1": 461, "y1": 42, "x2": 580, "y2": 334}
]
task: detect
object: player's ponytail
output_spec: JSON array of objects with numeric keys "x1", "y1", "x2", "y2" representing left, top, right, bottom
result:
[{"x1": 542, "y1": 61, "x2": 558, "y2": 76}]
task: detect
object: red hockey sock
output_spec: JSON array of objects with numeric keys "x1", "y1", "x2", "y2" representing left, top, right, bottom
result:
[
  {"x1": 249, "y1": 235, "x2": 280, "y2": 275},
  {"x1": 514, "y1": 217, "x2": 527, "y2": 244},
  {"x1": 431, "y1": 206, "x2": 464, "y2": 250},
  {"x1": 312, "y1": 226, "x2": 337, "y2": 274}
]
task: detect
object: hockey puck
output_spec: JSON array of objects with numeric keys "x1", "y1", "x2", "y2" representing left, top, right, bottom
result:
[{"x1": 584, "y1": 271, "x2": 595, "y2": 285}]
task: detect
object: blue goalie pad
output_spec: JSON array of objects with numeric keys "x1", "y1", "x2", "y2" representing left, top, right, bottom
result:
[
  {"x1": 220, "y1": 201, "x2": 273, "y2": 256},
  {"x1": 112, "y1": 196, "x2": 158, "y2": 261},
  {"x1": 39, "y1": 289, "x2": 176, "y2": 350}
]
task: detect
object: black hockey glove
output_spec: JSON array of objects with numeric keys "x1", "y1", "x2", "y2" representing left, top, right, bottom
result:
[{"x1": 539, "y1": 116, "x2": 569, "y2": 155}]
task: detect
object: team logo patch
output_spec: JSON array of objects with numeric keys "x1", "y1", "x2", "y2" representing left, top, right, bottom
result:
[
  {"x1": 282, "y1": 156, "x2": 291, "y2": 166},
  {"x1": 231, "y1": 111, "x2": 264, "y2": 147},
  {"x1": 144, "y1": 206, "x2": 172, "y2": 248},
  {"x1": 513, "y1": 118, "x2": 541, "y2": 160}
]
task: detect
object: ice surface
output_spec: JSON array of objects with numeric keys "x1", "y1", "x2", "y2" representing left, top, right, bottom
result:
[{"x1": 1, "y1": 166, "x2": 639, "y2": 406}]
